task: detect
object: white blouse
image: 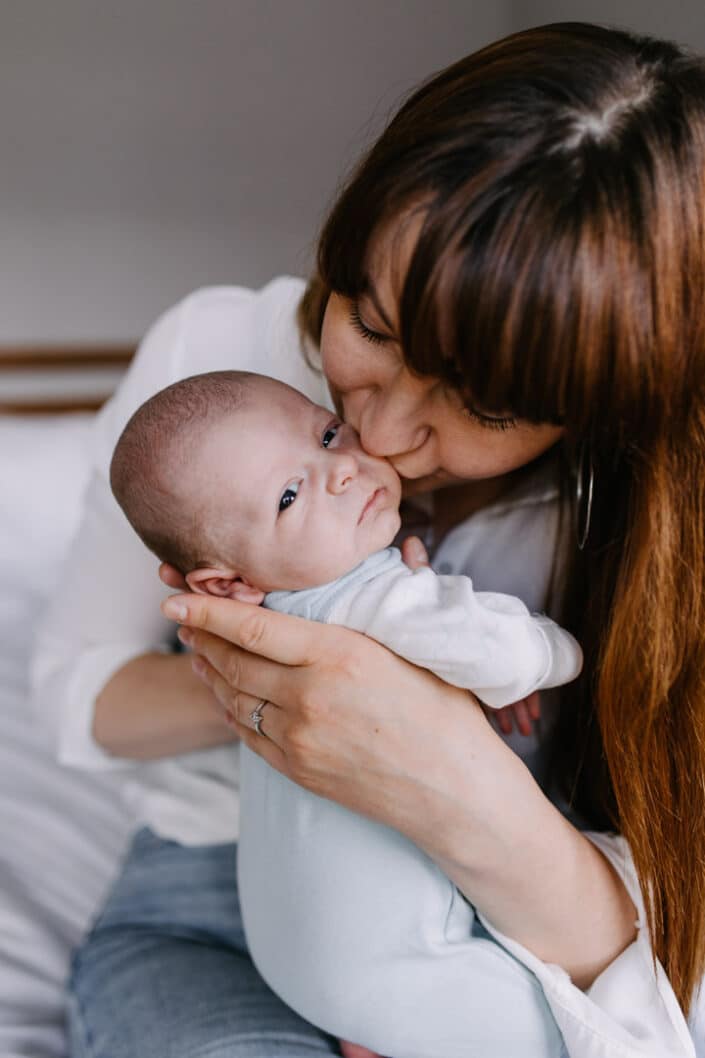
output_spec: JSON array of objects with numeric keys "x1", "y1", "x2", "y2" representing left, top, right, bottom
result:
[{"x1": 30, "y1": 278, "x2": 698, "y2": 1057}]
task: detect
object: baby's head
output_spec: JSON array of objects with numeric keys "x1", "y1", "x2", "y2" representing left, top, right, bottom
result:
[{"x1": 110, "y1": 370, "x2": 402, "y2": 601}]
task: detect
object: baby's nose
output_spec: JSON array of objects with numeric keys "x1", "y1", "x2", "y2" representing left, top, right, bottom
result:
[{"x1": 327, "y1": 451, "x2": 358, "y2": 493}]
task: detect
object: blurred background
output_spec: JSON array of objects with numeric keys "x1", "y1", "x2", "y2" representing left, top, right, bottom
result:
[{"x1": 0, "y1": 0, "x2": 703, "y2": 345}]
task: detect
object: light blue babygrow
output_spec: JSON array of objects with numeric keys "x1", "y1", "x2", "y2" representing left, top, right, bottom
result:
[{"x1": 238, "y1": 547, "x2": 580, "y2": 1058}]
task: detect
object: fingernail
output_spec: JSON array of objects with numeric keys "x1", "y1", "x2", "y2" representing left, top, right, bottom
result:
[
  {"x1": 191, "y1": 656, "x2": 206, "y2": 676},
  {"x1": 177, "y1": 627, "x2": 193, "y2": 646},
  {"x1": 409, "y1": 539, "x2": 427, "y2": 562},
  {"x1": 163, "y1": 599, "x2": 188, "y2": 621}
]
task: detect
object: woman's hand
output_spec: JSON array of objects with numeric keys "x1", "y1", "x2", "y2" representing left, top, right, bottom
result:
[
  {"x1": 160, "y1": 537, "x2": 490, "y2": 853},
  {"x1": 160, "y1": 533, "x2": 472, "y2": 829},
  {"x1": 158, "y1": 534, "x2": 530, "y2": 829},
  {"x1": 160, "y1": 561, "x2": 188, "y2": 591},
  {"x1": 164, "y1": 590, "x2": 480, "y2": 847}
]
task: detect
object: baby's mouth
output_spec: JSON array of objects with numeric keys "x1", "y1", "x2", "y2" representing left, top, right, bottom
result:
[{"x1": 358, "y1": 487, "x2": 384, "y2": 524}]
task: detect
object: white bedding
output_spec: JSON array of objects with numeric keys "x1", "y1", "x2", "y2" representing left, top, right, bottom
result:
[{"x1": 0, "y1": 414, "x2": 133, "y2": 1058}]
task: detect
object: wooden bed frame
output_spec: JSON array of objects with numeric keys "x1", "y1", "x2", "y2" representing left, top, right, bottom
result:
[{"x1": 0, "y1": 344, "x2": 135, "y2": 413}]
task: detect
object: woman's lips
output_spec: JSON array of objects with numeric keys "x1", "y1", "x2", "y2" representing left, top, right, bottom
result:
[{"x1": 358, "y1": 487, "x2": 385, "y2": 524}]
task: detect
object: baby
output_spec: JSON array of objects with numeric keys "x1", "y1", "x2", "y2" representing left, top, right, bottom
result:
[{"x1": 111, "y1": 369, "x2": 582, "y2": 1058}]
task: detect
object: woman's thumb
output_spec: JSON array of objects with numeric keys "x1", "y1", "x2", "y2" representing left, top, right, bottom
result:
[{"x1": 402, "y1": 535, "x2": 430, "y2": 570}]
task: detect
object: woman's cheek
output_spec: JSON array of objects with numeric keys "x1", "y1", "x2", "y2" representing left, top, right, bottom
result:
[
  {"x1": 343, "y1": 393, "x2": 368, "y2": 434},
  {"x1": 435, "y1": 424, "x2": 519, "y2": 480}
]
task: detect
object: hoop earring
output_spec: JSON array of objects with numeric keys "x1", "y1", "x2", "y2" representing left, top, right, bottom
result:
[{"x1": 575, "y1": 442, "x2": 594, "y2": 551}]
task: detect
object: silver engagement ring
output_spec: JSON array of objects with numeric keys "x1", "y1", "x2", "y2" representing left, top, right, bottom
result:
[{"x1": 249, "y1": 699, "x2": 269, "y2": 737}]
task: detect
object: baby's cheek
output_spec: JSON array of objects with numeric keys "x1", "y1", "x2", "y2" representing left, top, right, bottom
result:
[{"x1": 281, "y1": 538, "x2": 349, "y2": 590}]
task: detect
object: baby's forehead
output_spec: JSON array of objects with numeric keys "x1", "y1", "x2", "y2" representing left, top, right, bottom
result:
[
  {"x1": 196, "y1": 382, "x2": 321, "y2": 469},
  {"x1": 250, "y1": 377, "x2": 317, "y2": 412},
  {"x1": 234, "y1": 380, "x2": 320, "y2": 431}
]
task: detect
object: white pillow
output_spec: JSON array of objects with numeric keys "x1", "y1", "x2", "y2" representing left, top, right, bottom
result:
[
  {"x1": 0, "y1": 412, "x2": 95, "y2": 679},
  {"x1": 0, "y1": 411, "x2": 134, "y2": 1058}
]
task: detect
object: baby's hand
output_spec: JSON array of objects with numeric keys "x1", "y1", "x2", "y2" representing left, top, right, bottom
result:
[
  {"x1": 490, "y1": 691, "x2": 541, "y2": 737},
  {"x1": 401, "y1": 534, "x2": 430, "y2": 570}
]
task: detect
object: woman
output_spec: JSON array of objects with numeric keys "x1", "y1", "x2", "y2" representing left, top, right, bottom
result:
[{"x1": 34, "y1": 22, "x2": 705, "y2": 1058}]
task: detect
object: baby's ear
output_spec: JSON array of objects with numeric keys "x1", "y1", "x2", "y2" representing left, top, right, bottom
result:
[{"x1": 185, "y1": 567, "x2": 265, "y2": 605}]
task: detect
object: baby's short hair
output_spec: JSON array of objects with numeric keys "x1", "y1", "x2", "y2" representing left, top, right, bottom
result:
[{"x1": 110, "y1": 369, "x2": 256, "y2": 573}]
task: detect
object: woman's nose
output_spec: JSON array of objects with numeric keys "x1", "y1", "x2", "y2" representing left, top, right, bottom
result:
[
  {"x1": 356, "y1": 383, "x2": 431, "y2": 459},
  {"x1": 326, "y1": 451, "x2": 358, "y2": 493}
]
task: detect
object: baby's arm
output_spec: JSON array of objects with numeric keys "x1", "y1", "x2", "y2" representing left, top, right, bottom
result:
[{"x1": 327, "y1": 559, "x2": 582, "y2": 708}]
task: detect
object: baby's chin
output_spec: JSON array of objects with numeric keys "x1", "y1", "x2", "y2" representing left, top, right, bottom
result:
[{"x1": 279, "y1": 524, "x2": 400, "y2": 591}]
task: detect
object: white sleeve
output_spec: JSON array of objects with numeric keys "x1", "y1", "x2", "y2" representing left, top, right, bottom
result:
[
  {"x1": 29, "y1": 298, "x2": 190, "y2": 769},
  {"x1": 29, "y1": 470, "x2": 173, "y2": 769},
  {"x1": 327, "y1": 564, "x2": 582, "y2": 708},
  {"x1": 476, "y1": 833, "x2": 695, "y2": 1058},
  {"x1": 30, "y1": 278, "x2": 317, "y2": 770}
]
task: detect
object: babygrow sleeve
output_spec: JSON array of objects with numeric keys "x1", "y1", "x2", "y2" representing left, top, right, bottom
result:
[{"x1": 327, "y1": 563, "x2": 582, "y2": 707}]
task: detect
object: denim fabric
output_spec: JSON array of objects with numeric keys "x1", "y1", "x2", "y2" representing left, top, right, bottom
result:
[{"x1": 68, "y1": 829, "x2": 340, "y2": 1057}]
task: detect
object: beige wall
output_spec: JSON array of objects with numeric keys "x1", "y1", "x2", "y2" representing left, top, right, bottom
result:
[
  {"x1": 0, "y1": 1, "x2": 509, "y2": 342},
  {"x1": 4, "y1": 1, "x2": 703, "y2": 344},
  {"x1": 508, "y1": 0, "x2": 705, "y2": 49}
]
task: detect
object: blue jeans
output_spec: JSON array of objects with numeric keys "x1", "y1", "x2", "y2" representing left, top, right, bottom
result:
[
  {"x1": 68, "y1": 829, "x2": 340, "y2": 1057},
  {"x1": 68, "y1": 828, "x2": 566, "y2": 1057}
]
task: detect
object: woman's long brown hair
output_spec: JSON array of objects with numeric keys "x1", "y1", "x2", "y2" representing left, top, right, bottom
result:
[{"x1": 300, "y1": 23, "x2": 705, "y2": 1015}]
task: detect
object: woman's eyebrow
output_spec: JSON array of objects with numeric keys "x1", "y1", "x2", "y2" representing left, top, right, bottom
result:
[{"x1": 361, "y1": 277, "x2": 395, "y2": 331}]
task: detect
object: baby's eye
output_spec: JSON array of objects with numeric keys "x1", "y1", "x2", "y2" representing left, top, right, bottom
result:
[
  {"x1": 321, "y1": 423, "x2": 340, "y2": 448},
  {"x1": 278, "y1": 481, "x2": 300, "y2": 512}
]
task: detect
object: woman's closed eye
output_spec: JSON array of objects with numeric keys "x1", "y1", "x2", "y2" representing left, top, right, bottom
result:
[
  {"x1": 442, "y1": 381, "x2": 517, "y2": 431},
  {"x1": 349, "y1": 301, "x2": 390, "y2": 346},
  {"x1": 464, "y1": 407, "x2": 517, "y2": 431},
  {"x1": 348, "y1": 304, "x2": 517, "y2": 432}
]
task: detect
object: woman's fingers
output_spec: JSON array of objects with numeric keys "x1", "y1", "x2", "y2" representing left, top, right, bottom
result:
[
  {"x1": 159, "y1": 562, "x2": 188, "y2": 590},
  {"x1": 231, "y1": 709, "x2": 290, "y2": 775},
  {"x1": 164, "y1": 594, "x2": 322, "y2": 666},
  {"x1": 190, "y1": 651, "x2": 287, "y2": 744},
  {"x1": 178, "y1": 626, "x2": 299, "y2": 707}
]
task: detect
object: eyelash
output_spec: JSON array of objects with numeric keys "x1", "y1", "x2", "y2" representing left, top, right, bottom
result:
[
  {"x1": 445, "y1": 380, "x2": 517, "y2": 431},
  {"x1": 464, "y1": 407, "x2": 517, "y2": 431},
  {"x1": 349, "y1": 304, "x2": 516, "y2": 431},
  {"x1": 349, "y1": 302, "x2": 387, "y2": 345},
  {"x1": 277, "y1": 421, "x2": 341, "y2": 514}
]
